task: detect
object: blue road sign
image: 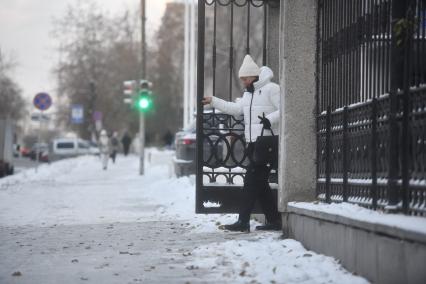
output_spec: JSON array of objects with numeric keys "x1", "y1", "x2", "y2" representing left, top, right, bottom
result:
[
  {"x1": 33, "y1": 92, "x2": 52, "y2": 111},
  {"x1": 71, "y1": 104, "x2": 84, "y2": 124}
]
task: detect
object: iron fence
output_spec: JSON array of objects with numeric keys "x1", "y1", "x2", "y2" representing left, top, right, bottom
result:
[{"x1": 317, "y1": 0, "x2": 426, "y2": 215}]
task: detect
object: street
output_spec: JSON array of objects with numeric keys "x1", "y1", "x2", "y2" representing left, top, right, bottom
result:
[
  {"x1": 0, "y1": 153, "x2": 368, "y2": 284},
  {"x1": 12, "y1": 157, "x2": 38, "y2": 173}
]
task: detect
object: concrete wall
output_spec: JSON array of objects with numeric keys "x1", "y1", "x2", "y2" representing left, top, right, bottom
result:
[
  {"x1": 287, "y1": 205, "x2": 426, "y2": 284},
  {"x1": 278, "y1": 0, "x2": 317, "y2": 221}
]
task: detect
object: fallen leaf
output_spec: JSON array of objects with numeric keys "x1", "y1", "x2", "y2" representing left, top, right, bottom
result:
[{"x1": 186, "y1": 265, "x2": 198, "y2": 270}]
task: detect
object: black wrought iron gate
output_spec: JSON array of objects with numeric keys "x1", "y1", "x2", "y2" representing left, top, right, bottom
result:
[
  {"x1": 196, "y1": 0, "x2": 278, "y2": 213},
  {"x1": 317, "y1": 0, "x2": 426, "y2": 215}
]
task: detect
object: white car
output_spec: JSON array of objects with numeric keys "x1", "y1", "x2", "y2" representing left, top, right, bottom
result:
[
  {"x1": 87, "y1": 141, "x2": 100, "y2": 156},
  {"x1": 52, "y1": 138, "x2": 91, "y2": 159}
]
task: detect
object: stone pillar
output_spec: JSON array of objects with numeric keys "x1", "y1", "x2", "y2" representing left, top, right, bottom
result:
[
  {"x1": 278, "y1": 0, "x2": 317, "y2": 233},
  {"x1": 267, "y1": 1, "x2": 281, "y2": 83}
]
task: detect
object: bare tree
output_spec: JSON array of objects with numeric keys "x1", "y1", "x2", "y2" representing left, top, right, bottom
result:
[
  {"x1": 0, "y1": 49, "x2": 26, "y2": 121},
  {"x1": 147, "y1": 2, "x2": 185, "y2": 144},
  {"x1": 51, "y1": 0, "x2": 141, "y2": 139}
]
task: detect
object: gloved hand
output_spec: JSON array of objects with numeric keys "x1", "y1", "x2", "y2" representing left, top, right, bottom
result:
[{"x1": 258, "y1": 113, "x2": 271, "y2": 129}]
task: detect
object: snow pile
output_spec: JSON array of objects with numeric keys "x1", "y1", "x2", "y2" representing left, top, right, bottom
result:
[
  {"x1": 188, "y1": 234, "x2": 368, "y2": 284},
  {"x1": 289, "y1": 202, "x2": 426, "y2": 235}
]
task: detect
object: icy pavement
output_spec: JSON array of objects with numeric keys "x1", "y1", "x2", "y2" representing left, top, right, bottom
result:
[{"x1": 0, "y1": 152, "x2": 369, "y2": 284}]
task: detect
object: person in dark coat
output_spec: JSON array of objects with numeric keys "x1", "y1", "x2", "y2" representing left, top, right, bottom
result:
[
  {"x1": 110, "y1": 131, "x2": 119, "y2": 163},
  {"x1": 163, "y1": 130, "x2": 173, "y2": 148},
  {"x1": 121, "y1": 132, "x2": 132, "y2": 156}
]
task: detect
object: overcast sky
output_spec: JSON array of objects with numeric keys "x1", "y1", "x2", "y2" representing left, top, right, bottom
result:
[{"x1": 0, "y1": 0, "x2": 168, "y2": 102}]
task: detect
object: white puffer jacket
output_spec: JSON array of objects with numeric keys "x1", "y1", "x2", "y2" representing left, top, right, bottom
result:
[{"x1": 211, "y1": 66, "x2": 280, "y2": 142}]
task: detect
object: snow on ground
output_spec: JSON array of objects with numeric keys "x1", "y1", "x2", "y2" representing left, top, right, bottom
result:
[
  {"x1": 189, "y1": 234, "x2": 368, "y2": 284},
  {"x1": 289, "y1": 201, "x2": 426, "y2": 235},
  {"x1": 0, "y1": 150, "x2": 369, "y2": 283}
]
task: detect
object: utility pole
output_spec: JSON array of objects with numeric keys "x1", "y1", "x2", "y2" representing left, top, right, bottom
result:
[
  {"x1": 184, "y1": 0, "x2": 196, "y2": 129},
  {"x1": 189, "y1": 0, "x2": 196, "y2": 126},
  {"x1": 139, "y1": 0, "x2": 146, "y2": 175},
  {"x1": 183, "y1": 0, "x2": 189, "y2": 129}
]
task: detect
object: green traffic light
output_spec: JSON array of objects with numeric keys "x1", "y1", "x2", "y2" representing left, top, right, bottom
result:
[
  {"x1": 138, "y1": 96, "x2": 151, "y2": 110},
  {"x1": 135, "y1": 90, "x2": 153, "y2": 112}
]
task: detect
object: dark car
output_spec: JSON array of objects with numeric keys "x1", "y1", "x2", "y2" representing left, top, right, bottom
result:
[
  {"x1": 173, "y1": 120, "x2": 226, "y2": 177},
  {"x1": 173, "y1": 122, "x2": 197, "y2": 177},
  {"x1": 29, "y1": 143, "x2": 49, "y2": 163}
]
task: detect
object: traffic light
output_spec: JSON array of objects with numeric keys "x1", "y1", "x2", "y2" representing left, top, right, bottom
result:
[
  {"x1": 123, "y1": 80, "x2": 137, "y2": 96},
  {"x1": 135, "y1": 89, "x2": 153, "y2": 113},
  {"x1": 123, "y1": 79, "x2": 154, "y2": 113}
]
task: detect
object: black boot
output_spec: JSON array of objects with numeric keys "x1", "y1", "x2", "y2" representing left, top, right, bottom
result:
[
  {"x1": 255, "y1": 220, "x2": 281, "y2": 231},
  {"x1": 223, "y1": 220, "x2": 250, "y2": 232}
]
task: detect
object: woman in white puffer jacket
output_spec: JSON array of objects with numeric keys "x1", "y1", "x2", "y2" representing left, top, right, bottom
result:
[
  {"x1": 207, "y1": 65, "x2": 279, "y2": 143},
  {"x1": 202, "y1": 54, "x2": 281, "y2": 232},
  {"x1": 99, "y1": 129, "x2": 111, "y2": 170}
]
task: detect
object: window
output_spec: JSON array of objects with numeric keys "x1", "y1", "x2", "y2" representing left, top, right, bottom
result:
[
  {"x1": 78, "y1": 142, "x2": 89, "y2": 149},
  {"x1": 57, "y1": 142, "x2": 74, "y2": 149}
]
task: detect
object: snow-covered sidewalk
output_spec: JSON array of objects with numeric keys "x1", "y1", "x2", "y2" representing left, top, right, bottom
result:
[{"x1": 0, "y1": 152, "x2": 368, "y2": 283}]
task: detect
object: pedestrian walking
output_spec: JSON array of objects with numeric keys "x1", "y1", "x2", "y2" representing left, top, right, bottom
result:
[
  {"x1": 99, "y1": 129, "x2": 111, "y2": 170},
  {"x1": 121, "y1": 132, "x2": 132, "y2": 156},
  {"x1": 202, "y1": 54, "x2": 281, "y2": 232},
  {"x1": 110, "y1": 132, "x2": 119, "y2": 163},
  {"x1": 163, "y1": 130, "x2": 173, "y2": 149}
]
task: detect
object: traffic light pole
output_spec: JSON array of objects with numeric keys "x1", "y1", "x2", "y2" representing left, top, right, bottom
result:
[
  {"x1": 139, "y1": 112, "x2": 145, "y2": 175},
  {"x1": 139, "y1": 0, "x2": 146, "y2": 175}
]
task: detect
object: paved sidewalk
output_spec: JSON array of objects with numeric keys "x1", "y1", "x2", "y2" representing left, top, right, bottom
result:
[
  {"x1": 0, "y1": 220, "x2": 258, "y2": 284},
  {"x1": 0, "y1": 155, "x2": 369, "y2": 284}
]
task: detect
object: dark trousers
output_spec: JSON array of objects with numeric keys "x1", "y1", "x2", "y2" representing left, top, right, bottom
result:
[
  {"x1": 123, "y1": 145, "x2": 130, "y2": 156},
  {"x1": 238, "y1": 143, "x2": 280, "y2": 224},
  {"x1": 110, "y1": 150, "x2": 117, "y2": 163}
]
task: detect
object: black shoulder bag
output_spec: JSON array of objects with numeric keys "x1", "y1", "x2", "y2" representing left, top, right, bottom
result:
[{"x1": 252, "y1": 127, "x2": 279, "y2": 169}]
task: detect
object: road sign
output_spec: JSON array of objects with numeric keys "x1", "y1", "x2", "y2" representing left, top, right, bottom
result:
[
  {"x1": 71, "y1": 105, "x2": 84, "y2": 124},
  {"x1": 33, "y1": 92, "x2": 52, "y2": 111},
  {"x1": 31, "y1": 113, "x2": 50, "y2": 122},
  {"x1": 93, "y1": 111, "x2": 102, "y2": 122}
]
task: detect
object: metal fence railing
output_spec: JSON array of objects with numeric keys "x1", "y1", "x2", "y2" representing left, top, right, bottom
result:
[{"x1": 317, "y1": 0, "x2": 426, "y2": 216}]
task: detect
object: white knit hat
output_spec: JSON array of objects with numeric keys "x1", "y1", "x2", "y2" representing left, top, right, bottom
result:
[{"x1": 238, "y1": 54, "x2": 260, "y2": 78}]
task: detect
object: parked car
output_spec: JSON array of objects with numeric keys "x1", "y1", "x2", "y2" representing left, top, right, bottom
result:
[
  {"x1": 51, "y1": 138, "x2": 91, "y2": 160},
  {"x1": 0, "y1": 118, "x2": 14, "y2": 177},
  {"x1": 173, "y1": 120, "x2": 225, "y2": 177},
  {"x1": 87, "y1": 141, "x2": 100, "y2": 156},
  {"x1": 174, "y1": 125, "x2": 197, "y2": 177},
  {"x1": 29, "y1": 143, "x2": 49, "y2": 163},
  {"x1": 20, "y1": 146, "x2": 31, "y2": 157}
]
